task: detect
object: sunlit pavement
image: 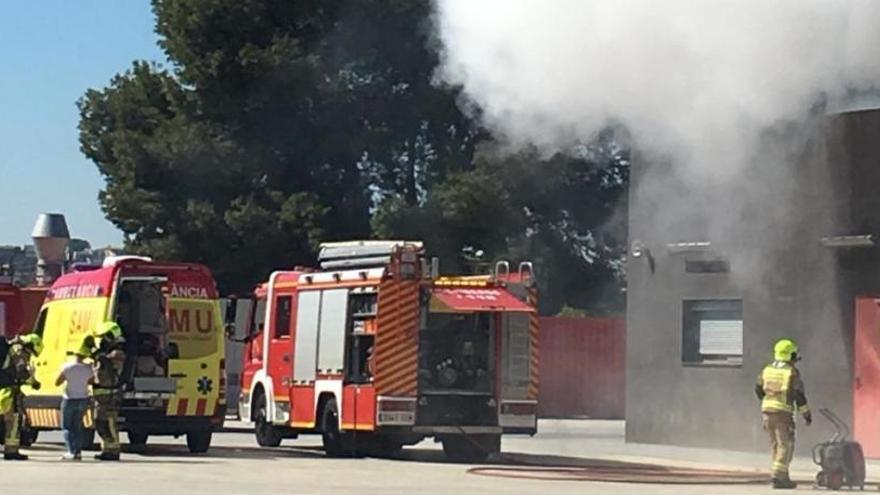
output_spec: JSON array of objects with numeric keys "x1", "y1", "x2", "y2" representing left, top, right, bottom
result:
[{"x1": 3, "y1": 420, "x2": 875, "y2": 494}]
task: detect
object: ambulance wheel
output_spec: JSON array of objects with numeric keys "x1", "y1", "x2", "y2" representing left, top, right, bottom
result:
[
  {"x1": 254, "y1": 393, "x2": 282, "y2": 447},
  {"x1": 186, "y1": 431, "x2": 212, "y2": 453},
  {"x1": 127, "y1": 431, "x2": 148, "y2": 446}
]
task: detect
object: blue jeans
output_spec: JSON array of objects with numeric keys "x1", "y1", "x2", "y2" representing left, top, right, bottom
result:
[{"x1": 61, "y1": 398, "x2": 89, "y2": 455}]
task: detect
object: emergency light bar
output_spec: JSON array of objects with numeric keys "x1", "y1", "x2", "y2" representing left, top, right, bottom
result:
[{"x1": 434, "y1": 277, "x2": 491, "y2": 288}]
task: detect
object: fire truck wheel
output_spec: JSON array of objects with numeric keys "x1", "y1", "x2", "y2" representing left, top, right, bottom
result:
[
  {"x1": 254, "y1": 392, "x2": 282, "y2": 447},
  {"x1": 441, "y1": 434, "x2": 499, "y2": 463},
  {"x1": 127, "y1": 430, "x2": 148, "y2": 446},
  {"x1": 186, "y1": 431, "x2": 212, "y2": 453},
  {"x1": 321, "y1": 398, "x2": 356, "y2": 457},
  {"x1": 368, "y1": 436, "x2": 403, "y2": 458}
]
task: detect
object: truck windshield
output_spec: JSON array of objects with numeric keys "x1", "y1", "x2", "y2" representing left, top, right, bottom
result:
[{"x1": 419, "y1": 312, "x2": 493, "y2": 394}]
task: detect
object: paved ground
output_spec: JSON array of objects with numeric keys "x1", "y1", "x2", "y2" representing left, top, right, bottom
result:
[{"x1": 3, "y1": 420, "x2": 877, "y2": 494}]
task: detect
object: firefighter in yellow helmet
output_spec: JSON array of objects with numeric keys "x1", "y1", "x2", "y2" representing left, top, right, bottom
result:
[
  {"x1": 82, "y1": 321, "x2": 126, "y2": 461},
  {"x1": 0, "y1": 333, "x2": 42, "y2": 461},
  {"x1": 755, "y1": 338, "x2": 811, "y2": 489}
]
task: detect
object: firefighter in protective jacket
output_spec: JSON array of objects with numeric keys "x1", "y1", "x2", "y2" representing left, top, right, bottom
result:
[
  {"x1": 755, "y1": 338, "x2": 811, "y2": 490},
  {"x1": 82, "y1": 321, "x2": 126, "y2": 461},
  {"x1": 0, "y1": 333, "x2": 42, "y2": 461}
]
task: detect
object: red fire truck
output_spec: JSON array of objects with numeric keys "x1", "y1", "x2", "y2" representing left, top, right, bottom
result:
[
  {"x1": 0, "y1": 282, "x2": 48, "y2": 340},
  {"x1": 236, "y1": 241, "x2": 538, "y2": 460}
]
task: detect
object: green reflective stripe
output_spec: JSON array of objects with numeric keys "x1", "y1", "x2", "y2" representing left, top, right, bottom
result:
[
  {"x1": 761, "y1": 365, "x2": 794, "y2": 413},
  {"x1": 762, "y1": 367, "x2": 792, "y2": 391},
  {"x1": 5, "y1": 414, "x2": 20, "y2": 448},
  {"x1": 798, "y1": 404, "x2": 811, "y2": 415},
  {"x1": 762, "y1": 400, "x2": 793, "y2": 413}
]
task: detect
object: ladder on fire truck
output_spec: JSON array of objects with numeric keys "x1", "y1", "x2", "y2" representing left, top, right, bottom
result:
[{"x1": 318, "y1": 241, "x2": 424, "y2": 270}]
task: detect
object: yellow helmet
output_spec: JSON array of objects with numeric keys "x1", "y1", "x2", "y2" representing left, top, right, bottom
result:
[
  {"x1": 773, "y1": 338, "x2": 799, "y2": 362},
  {"x1": 17, "y1": 333, "x2": 43, "y2": 355},
  {"x1": 94, "y1": 321, "x2": 123, "y2": 340}
]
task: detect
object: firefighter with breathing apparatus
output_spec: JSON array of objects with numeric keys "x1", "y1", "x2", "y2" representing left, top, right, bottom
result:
[
  {"x1": 0, "y1": 333, "x2": 42, "y2": 461},
  {"x1": 81, "y1": 321, "x2": 126, "y2": 461},
  {"x1": 755, "y1": 338, "x2": 812, "y2": 490}
]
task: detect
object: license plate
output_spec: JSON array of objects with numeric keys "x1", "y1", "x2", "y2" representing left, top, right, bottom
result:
[{"x1": 378, "y1": 412, "x2": 414, "y2": 425}]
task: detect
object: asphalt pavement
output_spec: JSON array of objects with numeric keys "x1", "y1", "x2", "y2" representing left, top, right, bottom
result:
[{"x1": 2, "y1": 420, "x2": 876, "y2": 494}]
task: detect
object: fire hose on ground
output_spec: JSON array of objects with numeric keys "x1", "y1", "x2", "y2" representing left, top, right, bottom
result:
[
  {"x1": 467, "y1": 460, "x2": 771, "y2": 485},
  {"x1": 452, "y1": 425, "x2": 803, "y2": 485}
]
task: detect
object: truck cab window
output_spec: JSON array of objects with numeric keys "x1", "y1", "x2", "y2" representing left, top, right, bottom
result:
[
  {"x1": 251, "y1": 298, "x2": 267, "y2": 337},
  {"x1": 33, "y1": 308, "x2": 48, "y2": 338},
  {"x1": 274, "y1": 296, "x2": 292, "y2": 339}
]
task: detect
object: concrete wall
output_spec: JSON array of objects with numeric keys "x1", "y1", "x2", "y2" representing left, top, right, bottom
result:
[{"x1": 626, "y1": 108, "x2": 880, "y2": 454}]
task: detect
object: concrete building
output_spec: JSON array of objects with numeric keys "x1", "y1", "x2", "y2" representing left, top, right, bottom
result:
[
  {"x1": 625, "y1": 107, "x2": 880, "y2": 455},
  {"x1": 0, "y1": 245, "x2": 37, "y2": 285}
]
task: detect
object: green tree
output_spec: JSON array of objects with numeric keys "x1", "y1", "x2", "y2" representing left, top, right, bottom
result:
[
  {"x1": 67, "y1": 239, "x2": 92, "y2": 254},
  {"x1": 79, "y1": 0, "x2": 476, "y2": 293},
  {"x1": 374, "y1": 132, "x2": 629, "y2": 315}
]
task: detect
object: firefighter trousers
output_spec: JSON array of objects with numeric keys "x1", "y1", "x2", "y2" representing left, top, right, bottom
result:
[
  {"x1": 94, "y1": 394, "x2": 120, "y2": 455},
  {"x1": 0, "y1": 386, "x2": 21, "y2": 455},
  {"x1": 763, "y1": 411, "x2": 795, "y2": 480},
  {"x1": 3, "y1": 411, "x2": 20, "y2": 455}
]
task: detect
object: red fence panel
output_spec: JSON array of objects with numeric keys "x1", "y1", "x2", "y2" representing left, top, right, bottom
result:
[{"x1": 538, "y1": 316, "x2": 626, "y2": 419}]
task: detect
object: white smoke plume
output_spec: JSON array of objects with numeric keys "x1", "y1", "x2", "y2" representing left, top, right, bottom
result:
[
  {"x1": 434, "y1": 1, "x2": 880, "y2": 163},
  {"x1": 433, "y1": 0, "x2": 880, "y2": 286}
]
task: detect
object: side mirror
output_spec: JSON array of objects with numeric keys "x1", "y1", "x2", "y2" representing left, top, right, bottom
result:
[
  {"x1": 224, "y1": 296, "x2": 238, "y2": 326},
  {"x1": 166, "y1": 343, "x2": 180, "y2": 360},
  {"x1": 225, "y1": 323, "x2": 238, "y2": 341}
]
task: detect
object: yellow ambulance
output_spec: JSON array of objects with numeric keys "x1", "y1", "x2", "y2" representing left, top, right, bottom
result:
[{"x1": 23, "y1": 256, "x2": 226, "y2": 452}]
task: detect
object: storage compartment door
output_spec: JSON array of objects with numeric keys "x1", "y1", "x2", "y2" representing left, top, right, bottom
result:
[{"x1": 293, "y1": 291, "x2": 321, "y2": 383}]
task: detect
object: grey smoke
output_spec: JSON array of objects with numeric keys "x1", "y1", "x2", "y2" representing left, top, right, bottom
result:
[{"x1": 433, "y1": 0, "x2": 880, "y2": 287}]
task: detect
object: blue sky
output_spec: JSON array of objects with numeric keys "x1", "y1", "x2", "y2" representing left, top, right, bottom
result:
[{"x1": 0, "y1": 1, "x2": 164, "y2": 246}]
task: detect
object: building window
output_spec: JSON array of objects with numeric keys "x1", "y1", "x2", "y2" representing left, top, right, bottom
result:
[
  {"x1": 251, "y1": 298, "x2": 267, "y2": 336},
  {"x1": 685, "y1": 259, "x2": 730, "y2": 273},
  {"x1": 682, "y1": 299, "x2": 743, "y2": 366}
]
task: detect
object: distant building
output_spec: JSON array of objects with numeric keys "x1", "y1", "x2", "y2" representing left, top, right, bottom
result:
[
  {"x1": 0, "y1": 245, "x2": 37, "y2": 286},
  {"x1": 69, "y1": 245, "x2": 124, "y2": 267},
  {"x1": 0, "y1": 242, "x2": 123, "y2": 286},
  {"x1": 626, "y1": 107, "x2": 880, "y2": 456}
]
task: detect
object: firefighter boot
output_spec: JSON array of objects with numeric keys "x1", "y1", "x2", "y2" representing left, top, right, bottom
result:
[
  {"x1": 4, "y1": 452, "x2": 28, "y2": 461},
  {"x1": 772, "y1": 478, "x2": 797, "y2": 490},
  {"x1": 94, "y1": 410, "x2": 121, "y2": 461}
]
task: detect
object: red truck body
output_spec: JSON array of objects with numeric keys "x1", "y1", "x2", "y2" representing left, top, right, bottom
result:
[
  {"x1": 0, "y1": 283, "x2": 48, "y2": 339},
  {"x1": 238, "y1": 242, "x2": 539, "y2": 459}
]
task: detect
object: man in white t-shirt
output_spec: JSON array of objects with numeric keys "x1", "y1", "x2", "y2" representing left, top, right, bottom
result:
[{"x1": 55, "y1": 351, "x2": 94, "y2": 461}]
